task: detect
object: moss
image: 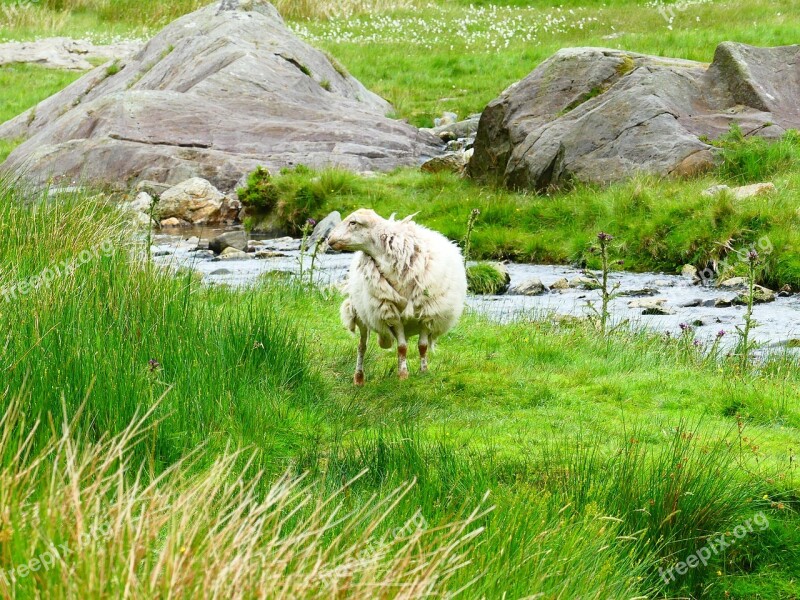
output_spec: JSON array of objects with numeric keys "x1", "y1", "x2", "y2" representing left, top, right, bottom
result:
[
  {"x1": 559, "y1": 85, "x2": 606, "y2": 115},
  {"x1": 320, "y1": 79, "x2": 332, "y2": 92},
  {"x1": 104, "y1": 60, "x2": 122, "y2": 78},
  {"x1": 616, "y1": 55, "x2": 636, "y2": 76}
]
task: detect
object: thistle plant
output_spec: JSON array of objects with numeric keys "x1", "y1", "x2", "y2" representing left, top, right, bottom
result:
[
  {"x1": 735, "y1": 249, "x2": 760, "y2": 369},
  {"x1": 146, "y1": 194, "x2": 159, "y2": 264},
  {"x1": 463, "y1": 208, "x2": 480, "y2": 267},
  {"x1": 588, "y1": 232, "x2": 622, "y2": 336}
]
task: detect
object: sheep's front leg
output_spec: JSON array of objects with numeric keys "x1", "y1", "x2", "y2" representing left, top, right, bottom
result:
[
  {"x1": 354, "y1": 325, "x2": 368, "y2": 386},
  {"x1": 418, "y1": 329, "x2": 429, "y2": 373},
  {"x1": 391, "y1": 324, "x2": 409, "y2": 380}
]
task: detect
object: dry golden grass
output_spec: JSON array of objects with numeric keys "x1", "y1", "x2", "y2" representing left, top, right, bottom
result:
[
  {"x1": 0, "y1": 2, "x2": 69, "y2": 31},
  {"x1": 0, "y1": 396, "x2": 488, "y2": 599},
  {"x1": 272, "y1": 0, "x2": 417, "y2": 20}
]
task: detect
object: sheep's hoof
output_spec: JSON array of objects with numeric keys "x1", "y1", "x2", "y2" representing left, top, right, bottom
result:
[
  {"x1": 353, "y1": 371, "x2": 365, "y2": 386},
  {"x1": 398, "y1": 370, "x2": 409, "y2": 381}
]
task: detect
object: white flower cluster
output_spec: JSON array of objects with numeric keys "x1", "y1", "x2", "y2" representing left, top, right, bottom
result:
[{"x1": 291, "y1": 3, "x2": 601, "y2": 51}]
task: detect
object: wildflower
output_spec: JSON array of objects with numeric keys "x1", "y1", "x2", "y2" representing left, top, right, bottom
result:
[
  {"x1": 717, "y1": 329, "x2": 726, "y2": 338},
  {"x1": 679, "y1": 322, "x2": 690, "y2": 332},
  {"x1": 597, "y1": 231, "x2": 614, "y2": 242},
  {"x1": 148, "y1": 359, "x2": 161, "y2": 372},
  {"x1": 693, "y1": 339, "x2": 701, "y2": 347},
  {"x1": 747, "y1": 249, "x2": 759, "y2": 262},
  {"x1": 617, "y1": 259, "x2": 625, "y2": 266},
  {"x1": 307, "y1": 218, "x2": 317, "y2": 227}
]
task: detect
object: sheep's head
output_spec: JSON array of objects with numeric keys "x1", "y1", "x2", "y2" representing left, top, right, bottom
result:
[{"x1": 326, "y1": 209, "x2": 384, "y2": 253}]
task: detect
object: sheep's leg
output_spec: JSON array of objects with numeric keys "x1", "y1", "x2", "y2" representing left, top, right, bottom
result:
[
  {"x1": 418, "y1": 329, "x2": 429, "y2": 373},
  {"x1": 391, "y1": 324, "x2": 409, "y2": 380},
  {"x1": 354, "y1": 325, "x2": 368, "y2": 386}
]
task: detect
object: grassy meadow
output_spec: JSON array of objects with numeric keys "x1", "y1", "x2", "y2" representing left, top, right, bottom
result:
[{"x1": 1, "y1": 0, "x2": 800, "y2": 598}]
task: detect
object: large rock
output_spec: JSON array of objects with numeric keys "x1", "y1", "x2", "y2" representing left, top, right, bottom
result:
[
  {"x1": 469, "y1": 43, "x2": 800, "y2": 191},
  {"x1": 0, "y1": 37, "x2": 140, "y2": 71},
  {"x1": 0, "y1": 1, "x2": 442, "y2": 192}
]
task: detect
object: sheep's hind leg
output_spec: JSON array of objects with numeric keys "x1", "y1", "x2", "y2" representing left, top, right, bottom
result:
[
  {"x1": 354, "y1": 325, "x2": 368, "y2": 386},
  {"x1": 418, "y1": 329, "x2": 430, "y2": 373},
  {"x1": 391, "y1": 324, "x2": 409, "y2": 381}
]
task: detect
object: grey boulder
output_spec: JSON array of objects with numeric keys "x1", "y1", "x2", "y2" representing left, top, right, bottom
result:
[
  {"x1": 209, "y1": 230, "x2": 248, "y2": 254},
  {"x1": 0, "y1": 0, "x2": 442, "y2": 192},
  {"x1": 469, "y1": 43, "x2": 800, "y2": 191}
]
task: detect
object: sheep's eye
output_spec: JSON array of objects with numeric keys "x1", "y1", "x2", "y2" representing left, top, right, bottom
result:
[{"x1": 349, "y1": 220, "x2": 360, "y2": 228}]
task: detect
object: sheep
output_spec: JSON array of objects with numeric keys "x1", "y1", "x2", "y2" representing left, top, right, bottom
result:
[{"x1": 327, "y1": 209, "x2": 467, "y2": 385}]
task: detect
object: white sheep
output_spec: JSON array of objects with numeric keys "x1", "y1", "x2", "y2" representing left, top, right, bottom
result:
[{"x1": 327, "y1": 209, "x2": 467, "y2": 385}]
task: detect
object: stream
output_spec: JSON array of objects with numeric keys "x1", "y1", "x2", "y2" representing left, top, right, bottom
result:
[{"x1": 152, "y1": 229, "x2": 800, "y2": 353}]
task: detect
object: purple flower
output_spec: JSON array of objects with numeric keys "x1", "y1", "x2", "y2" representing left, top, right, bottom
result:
[
  {"x1": 747, "y1": 249, "x2": 759, "y2": 262},
  {"x1": 717, "y1": 330, "x2": 726, "y2": 339},
  {"x1": 148, "y1": 359, "x2": 161, "y2": 372},
  {"x1": 307, "y1": 218, "x2": 317, "y2": 227},
  {"x1": 679, "y1": 322, "x2": 690, "y2": 332},
  {"x1": 693, "y1": 339, "x2": 702, "y2": 347},
  {"x1": 597, "y1": 232, "x2": 614, "y2": 242},
  {"x1": 617, "y1": 260, "x2": 625, "y2": 266}
]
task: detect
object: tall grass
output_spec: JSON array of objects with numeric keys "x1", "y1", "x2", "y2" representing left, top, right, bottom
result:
[
  {"x1": 0, "y1": 398, "x2": 489, "y2": 598},
  {"x1": 0, "y1": 178, "x2": 318, "y2": 469},
  {"x1": 273, "y1": 0, "x2": 417, "y2": 20},
  {"x1": 36, "y1": 0, "x2": 206, "y2": 27}
]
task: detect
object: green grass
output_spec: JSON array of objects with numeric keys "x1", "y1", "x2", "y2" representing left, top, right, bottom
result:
[
  {"x1": 2, "y1": 178, "x2": 800, "y2": 596},
  {"x1": 261, "y1": 161, "x2": 800, "y2": 289},
  {"x1": 0, "y1": 63, "x2": 83, "y2": 161},
  {"x1": 1, "y1": 1, "x2": 800, "y2": 596}
]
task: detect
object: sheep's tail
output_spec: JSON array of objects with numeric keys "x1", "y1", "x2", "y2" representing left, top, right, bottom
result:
[{"x1": 340, "y1": 298, "x2": 358, "y2": 333}]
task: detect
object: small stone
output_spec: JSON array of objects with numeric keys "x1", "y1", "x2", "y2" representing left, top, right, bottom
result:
[
  {"x1": 718, "y1": 276, "x2": 749, "y2": 288},
  {"x1": 679, "y1": 299, "x2": 702, "y2": 308},
  {"x1": 702, "y1": 182, "x2": 776, "y2": 199},
  {"x1": 210, "y1": 268, "x2": 233, "y2": 275},
  {"x1": 642, "y1": 307, "x2": 676, "y2": 315},
  {"x1": 628, "y1": 298, "x2": 667, "y2": 309},
  {"x1": 619, "y1": 288, "x2": 659, "y2": 297},
  {"x1": 218, "y1": 247, "x2": 251, "y2": 260},
  {"x1": 210, "y1": 230, "x2": 248, "y2": 254},
  {"x1": 550, "y1": 277, "x2": 569, "y2": 290},
  {"x1": 421, "y1": 153, "x2": 468, "y2": 175},
  {"x1": 681, "y1": 264, "x2": 698, "y2": 279},
  {"x1": 254, "y1": 250, "x2": 288, "y2": 259},
  {"x1": 509, "y1": 277, "x2": 547, "y2": 296},
  {"x1": 569, "y1": 276, "x2": 601, "y2": 290},
  {"x1": 158, "y1": 178, "x2": 225, "y2": 224},
  {"x1": 734, "y1": 285, "x2": 776, "y2": 304},
  {"x1": 160, "y1": 217, "x2": 189, "y2": 227}
]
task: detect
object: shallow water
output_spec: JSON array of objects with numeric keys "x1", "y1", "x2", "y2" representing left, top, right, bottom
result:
[{"x1": 152, "y1": 231, "x2": 800, "y2": 352}]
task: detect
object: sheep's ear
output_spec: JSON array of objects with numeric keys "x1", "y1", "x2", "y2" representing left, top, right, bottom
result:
[
  {"x1": 400, "y1": 212, "x2": 419, "y2": 224},
  {"x1": 388, "y1": 212, "x2": 397, "y2": 222}
]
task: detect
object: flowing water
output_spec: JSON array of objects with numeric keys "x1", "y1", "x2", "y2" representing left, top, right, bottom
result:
[{"x1": 152, "y1": 229, "x2": 800, "y2": 352}]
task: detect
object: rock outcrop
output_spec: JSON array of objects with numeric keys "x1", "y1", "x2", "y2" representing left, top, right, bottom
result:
[
  {"x1": 0, "y1": 38, "x2": 141, "y2": 71},
  {"x1": 469, "y1": 43, "x2": 800, "y2": 191},
  {"x1": 0, "y1": 0, "x2": 442, "y2": 192}
]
